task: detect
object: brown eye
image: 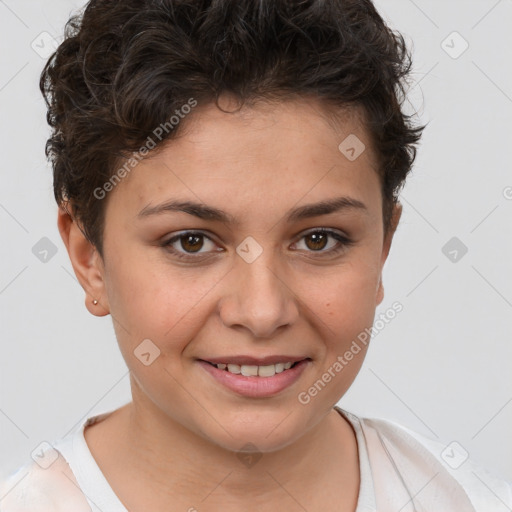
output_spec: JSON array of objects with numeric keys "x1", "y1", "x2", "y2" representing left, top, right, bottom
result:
[
  {"x1": 180, "y1": 234, "x2": 204, "y2": 253},
  {"x1": 293, "y1": 228, "x2": 354, "y2": 256},
  {"x1": 304, "y1": 232, "x2": 329, "y2": 251},
  {"x1": 162, "y1": 231, "x2": 220, "y2": 259}
]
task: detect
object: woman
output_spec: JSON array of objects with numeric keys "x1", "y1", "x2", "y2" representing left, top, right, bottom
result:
[{"x1": 1, "y1": 0, "x2": 510, "y2": 510}]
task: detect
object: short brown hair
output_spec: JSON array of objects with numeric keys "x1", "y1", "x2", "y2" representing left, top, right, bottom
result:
[{"x1": 41, "y1": 0, "x2": 424, "y2": 257}]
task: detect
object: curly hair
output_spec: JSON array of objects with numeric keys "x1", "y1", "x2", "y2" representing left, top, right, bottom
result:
[{"x1": 40, "y1": 0, "x2": 424, "y2": 258}]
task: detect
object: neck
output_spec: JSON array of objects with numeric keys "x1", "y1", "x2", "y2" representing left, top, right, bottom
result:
[{"x1": 91, "y1": 392, "x2": 360, "y2": 511}]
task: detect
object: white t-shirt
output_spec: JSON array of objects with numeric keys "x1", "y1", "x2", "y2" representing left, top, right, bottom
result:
[{"x1": 1, "y1": 406, "x2": 511, "y2": 511}]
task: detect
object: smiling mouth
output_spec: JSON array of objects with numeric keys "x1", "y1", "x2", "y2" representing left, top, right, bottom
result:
[{"x1": 201, "y1": 359, "x2": 309, "y2": 378}]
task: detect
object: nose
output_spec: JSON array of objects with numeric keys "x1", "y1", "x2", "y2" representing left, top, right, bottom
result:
[{"x1": 218, "y1": 250, "x2": 299, "y2": 339}]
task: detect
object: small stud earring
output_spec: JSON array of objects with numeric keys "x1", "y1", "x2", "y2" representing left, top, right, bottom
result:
[{"x1": 92, "y1": 299, "x2": 99, "y2": 305}]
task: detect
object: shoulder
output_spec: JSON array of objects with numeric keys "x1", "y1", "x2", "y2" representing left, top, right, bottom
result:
[
  {"x1": 0, "y1": 452, "x2": 91, "y2": 512},
  {"x1": 0, "y1": 409, "x2": 123, "y2": 512},
  {"x1": 357, "y1": 413, "x2": 512, "y2": 511}
]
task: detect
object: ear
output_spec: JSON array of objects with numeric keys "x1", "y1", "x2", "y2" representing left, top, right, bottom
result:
[
  {"x1": 57, "y1": 203, "x2": 110, "y2": 317},
  {"x1": 376, "y1": 202, "x2": 402, "y2": 306}
]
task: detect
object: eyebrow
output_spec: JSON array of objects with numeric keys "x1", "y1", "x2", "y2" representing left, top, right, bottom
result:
[{"x1": 137, "y1": 196, "x2": 368, "y2": 224}]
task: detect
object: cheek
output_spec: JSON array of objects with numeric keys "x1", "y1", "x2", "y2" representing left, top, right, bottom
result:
[
  {"x1": 315, "y1": 256, "x2": 381, "y2": 326},
  {"x1": 310, "y1": 267, "x2": 377, "y2": 394},
  {"x1": 104, "y1": 252, "x2": 226, "y2": 352}
]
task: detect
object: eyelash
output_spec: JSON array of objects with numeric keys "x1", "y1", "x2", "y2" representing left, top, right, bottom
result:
[{"x1": 161, "y1": 229, "x2": 354, "y2": 261}]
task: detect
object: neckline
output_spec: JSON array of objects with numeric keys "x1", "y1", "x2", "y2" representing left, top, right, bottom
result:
[
  {"x1": 65, "y1": 405, "x2": 374, "y2": 512},
  {"x1": 334, "y1": 405, "x2": 376, "y2": 511},
  {"x1": 66, "y1": 410, "x2": 129, "y2": 511}
]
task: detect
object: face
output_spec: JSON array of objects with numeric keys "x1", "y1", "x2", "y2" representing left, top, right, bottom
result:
[{"x1": 65, "y1": 96, "x2": 400, "y2": 453}]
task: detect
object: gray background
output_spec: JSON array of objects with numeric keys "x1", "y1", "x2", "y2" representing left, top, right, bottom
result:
[{"x1": 1, "y1": 0, "x2": 511, "y2": 488}]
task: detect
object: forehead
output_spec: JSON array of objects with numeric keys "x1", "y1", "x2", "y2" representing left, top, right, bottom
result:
[{"x1": 105, "y1": 97, "x2": 382, "y2": 225}]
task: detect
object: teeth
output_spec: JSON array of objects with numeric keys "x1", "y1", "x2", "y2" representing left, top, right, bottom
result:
[
  {"x1": 241, "y1": 365, "x2": 259, "y2": 377},
  {"x1": 258, "y1": 365, "x2": 276, "y2": 377},
  {"x1": 215, "y1": 362, "x2": 297, "y2": 377},
  {"x1": 275, "y1": 363, "x2": 285, "y2": 373},
  {"x1": 227, "y1": 364, "x2": 241, "y2": 374}
]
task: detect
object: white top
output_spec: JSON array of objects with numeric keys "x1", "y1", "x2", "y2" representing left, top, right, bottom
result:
[{"x1": 1, "y1": 406, "x2": 511, "y2": 511}]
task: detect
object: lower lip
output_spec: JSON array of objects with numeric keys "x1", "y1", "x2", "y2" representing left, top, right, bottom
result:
[{"x1": 197, "y1": 359, "x2": 311, "y2": 398}]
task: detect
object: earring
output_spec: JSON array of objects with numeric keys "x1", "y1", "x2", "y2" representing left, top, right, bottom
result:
[{"x1": 92, "y1": 299, "x2": 99, "y2": 305}]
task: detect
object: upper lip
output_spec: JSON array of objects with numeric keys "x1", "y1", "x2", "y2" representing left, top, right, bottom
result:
[{"x1": 201, "y1": 355, "x2": 311, "y2": 366}]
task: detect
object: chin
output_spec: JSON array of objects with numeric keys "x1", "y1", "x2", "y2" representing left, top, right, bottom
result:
[{"x1": 192, "y1": 408, "x2": 311, "y2": 454}]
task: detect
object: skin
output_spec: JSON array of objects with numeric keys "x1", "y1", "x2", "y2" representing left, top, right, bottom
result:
[{"x1": 59, "y1": 95, "x2": 401, "y2": 512}]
